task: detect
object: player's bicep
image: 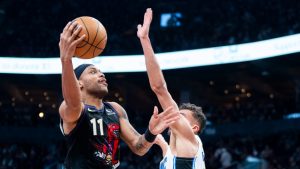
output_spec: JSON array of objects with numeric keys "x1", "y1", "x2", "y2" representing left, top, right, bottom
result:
[
  {"x1": 59, "y1": 100, "x2": 83, "y2": 123},
  {"x1": 59, "y1": 101, "x2": 84, "y2": 135}
]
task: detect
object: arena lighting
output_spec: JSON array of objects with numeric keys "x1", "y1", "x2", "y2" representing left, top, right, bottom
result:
[
  {"x1": 39, "y1": 112, "x2": 45, "y2": 118},
  {"x1": 285, "y1": 113, "x2": 300, "y2": 119},
  {"x1": 1, "y1": 33, "x2": 300, "y2": 74}
]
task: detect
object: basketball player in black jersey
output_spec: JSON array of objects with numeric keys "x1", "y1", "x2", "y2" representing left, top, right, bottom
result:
[
  {"x1": 58, "y1": 21, "x2": 180, "y2": 169},
  {"x1": 137, "y1": 9, "x2": 207, "y2": 169}
]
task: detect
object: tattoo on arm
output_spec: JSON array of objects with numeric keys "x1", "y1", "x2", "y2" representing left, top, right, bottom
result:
[{"x1": 135, "y1": 136, "x2": 146, "y2": 151}]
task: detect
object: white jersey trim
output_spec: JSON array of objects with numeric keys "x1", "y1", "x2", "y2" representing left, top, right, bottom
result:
[{"x1": 159, "y1": 135, "x2": 205, "y2": 169}]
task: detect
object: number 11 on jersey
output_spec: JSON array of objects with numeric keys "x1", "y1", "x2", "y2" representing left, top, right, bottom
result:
[{"x1": 90, "y1": 118, "x2": 104, "y2": 136}]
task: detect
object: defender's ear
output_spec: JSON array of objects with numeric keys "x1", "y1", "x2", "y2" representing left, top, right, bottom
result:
[{"x1": 192, "y1": 125, "x2": 200, "y2": 134}]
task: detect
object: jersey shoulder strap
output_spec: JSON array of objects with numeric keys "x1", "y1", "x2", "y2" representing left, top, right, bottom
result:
[
  {"x1": 164, "y1": 146, "x2": 173, "y2": 158},
  {"x1": 195, "y1": 135, "x2": 203, "y2": 157}
]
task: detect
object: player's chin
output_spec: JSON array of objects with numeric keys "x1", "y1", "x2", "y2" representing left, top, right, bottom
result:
[
  {"x1": 102, "y1": 86, "x2": 108, "y2": 92},
  {"x1": 102, "y1": 88, "x2": 109, "y2": 95},
  {"x1": 95, "y1": 86, "x2": 108, "y2": 95},
  {"x1": 96, "y1": 89, "x2": 108, "y2": 98}
]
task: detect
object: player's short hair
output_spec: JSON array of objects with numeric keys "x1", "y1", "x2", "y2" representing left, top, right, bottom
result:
[{"x1": 179, "y1": 103, "x2": 206, "y2": 134}]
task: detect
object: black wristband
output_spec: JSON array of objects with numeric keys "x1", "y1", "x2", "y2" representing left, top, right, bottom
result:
[{"x1": 144, "y1": 128, "x2": 157, "y2": 142}]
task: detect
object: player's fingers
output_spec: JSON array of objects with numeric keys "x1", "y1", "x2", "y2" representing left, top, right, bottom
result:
[
  {"x1": 164, "y1": 116, "x2": 180, "y2": 125},
  {"x1": 63, "y1": 21, "x2": 72, "y2": 33},
  {"x1": 165, "y1": 120, "x2": 177, "y2": 126},
  {"x1": 72, "y1": 34, "x2": 86, "y2": 47},
  {"x1": 144, "y1": 8, "x2": 153, "y2": 25},
  {"x1": 159, "y1": 107, "x2": 178, "y2": 118},
  {"x1": 147, "y1": 8, "x2": 153, "y2": 19},
  {"x1": 59, "y1": 33, "x2": 68, "y2": 46},
  {"x1": 67, "y1": 22, "x2": 78, "y2": 36},
  {"x1": 158, "y1": 106, "x2": 174, "y2": 118},
  {"x1": 137, "y1": 24, "x2": 142, "y2": 30},
  {"x1": 153, "y1": 106, "x2": 159, "y2": 117},
  {"x1": 70, "y1": 25, "x2": 82, "y2": 41},
  {"x1": 163, "y1": 112, "x2": 180, "y2": 122}
]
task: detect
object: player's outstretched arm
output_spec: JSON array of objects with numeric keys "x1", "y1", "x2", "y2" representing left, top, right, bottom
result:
[
  {"x1": 59, "y1": 21, "x2": 86, "y2": 131},
  {"x1": 137, "y1": 8, "x2": 178, "y2": 111},
  {"x1": 110, "y1": 102, "x2": 179, "y2": 156},
  {"x1": 138, "y1": 8, "x2": 197, "y2": 145}
]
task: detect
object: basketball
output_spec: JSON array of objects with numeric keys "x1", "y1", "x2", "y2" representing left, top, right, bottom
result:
[{"x1": 73, "y1": 16, "x2": 107, "y2": 59}]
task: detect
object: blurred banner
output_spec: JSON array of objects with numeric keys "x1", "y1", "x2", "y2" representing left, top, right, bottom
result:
[{"x1": 1, "y1": 33, "x2": 300, "y2": 74}]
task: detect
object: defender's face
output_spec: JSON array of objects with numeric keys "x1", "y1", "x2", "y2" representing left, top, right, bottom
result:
[
  {"x1": 79, "y1": 65, "x2": 108, "y2": 97},
  {"x1": 180, "y1": 109, "x2": 199, "y2": 134},
  {"x1": 179, "y1": 109, "x2": 194, "y2": 126}
]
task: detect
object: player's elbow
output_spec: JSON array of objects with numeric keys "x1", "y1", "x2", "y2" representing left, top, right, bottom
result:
[
  {"x1": 130, "y1": 139, "x2": 149, "y2": 156},
  {"x1": 151, "y1": 84, "x2": 168, "y2": 94},
  {"x1": 129, "y1": 146, "x2": 146, "y2": 156}
]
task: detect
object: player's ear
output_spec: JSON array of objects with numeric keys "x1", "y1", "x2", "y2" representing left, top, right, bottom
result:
[
  {"x1": 192, "y1": 125, "x2": 200, "y2": 134},
  {"x1": 78, "y1": 80, "x2": 83, "y2": 89}
]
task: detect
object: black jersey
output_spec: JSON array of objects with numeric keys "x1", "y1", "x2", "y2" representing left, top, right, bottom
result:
[
  {"x1": 60, "y1": 102, "x2": 120, "y2": 169},
  {"x1": 175, "y1": 157, "x2": 194, "y2": 169}
]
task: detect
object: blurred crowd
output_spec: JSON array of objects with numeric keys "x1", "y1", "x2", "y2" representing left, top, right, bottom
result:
[
  {"x1": 0, "y1": 0, "x2": 300, "y2": 57},
  {"x1": 0, "y1": 142, "x2": 66, "y2": 169},
  {"x1": 207, "y1": 99, "x2": 292, "y2": 124},
  {"x1": 1, "y1": 131, "x2": 299, "y2": 169},
  {"x1": 0, "y1": 98, "x2": 293, "y2": 128},
  {"x1": 0, "y1": 79, "x2": 296, "y2": 128},
  {"x1": 0, "y1": 103, "x2": 58, "y2": 127}
]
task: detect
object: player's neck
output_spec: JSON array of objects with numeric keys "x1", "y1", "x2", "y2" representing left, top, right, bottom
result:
[{"x1": 82, "y1": 95, "x2": 104, "y2": 109}]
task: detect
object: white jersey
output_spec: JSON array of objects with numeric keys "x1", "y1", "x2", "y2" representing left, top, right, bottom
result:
[{"x1": 159, "y1": 135, "x2": 205, "y2": 169}]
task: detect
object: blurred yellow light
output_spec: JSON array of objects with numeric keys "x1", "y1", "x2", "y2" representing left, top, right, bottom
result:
[{"x1": 39, "y1": 112, "x2": 44, "y2": 118}]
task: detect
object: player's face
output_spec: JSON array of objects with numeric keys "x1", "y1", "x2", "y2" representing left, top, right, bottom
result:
[
  {"x1": 179, "y1": 109, "x2": 199, "y2": 134},
  {"x1": 80, "y1": 66, "x2": 108, "y2": 98}
]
